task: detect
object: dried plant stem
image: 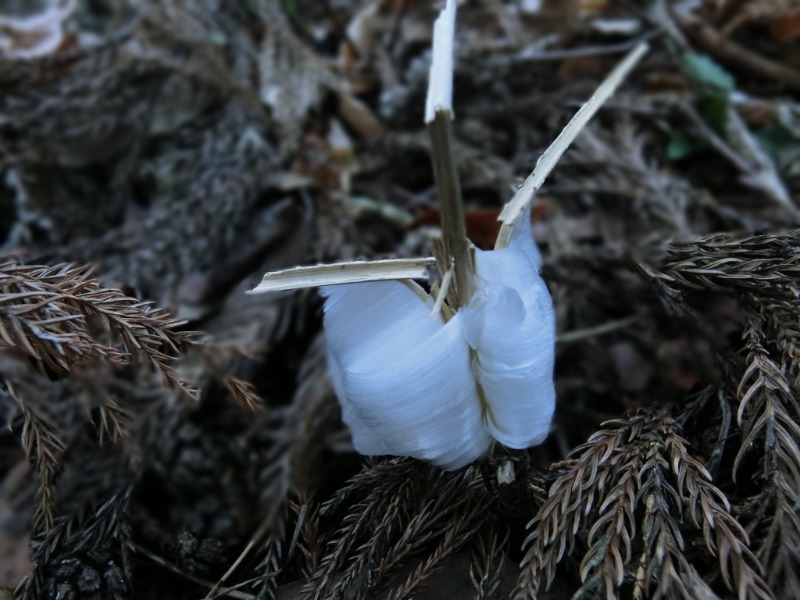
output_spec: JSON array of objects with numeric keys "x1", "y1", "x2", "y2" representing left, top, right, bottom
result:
[
  {"x1": 132, "y1": 542, "x2": 257, "y2": 600},
  {"x1": 248, "y1": 258, "x2": 437, "y2": 294},
  {"x1": 428, "y1": 110, "x2": 474, "y2": 309},
  {"x1": 496, "y1": 42, "x2": 648, "y2": 248}
]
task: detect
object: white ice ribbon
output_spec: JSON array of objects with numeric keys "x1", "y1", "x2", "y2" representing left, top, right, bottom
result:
[
  {"x1": 248, "y1": 1, "x2": 647, "y2": 470},
  {"x1": 322, "y1": 213, "x2": 554, "y2": 470}
]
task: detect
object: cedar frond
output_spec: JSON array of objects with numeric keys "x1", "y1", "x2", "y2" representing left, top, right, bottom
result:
[
  {"x1": 292, "y1": 497, "x2": 321, "y2": 579},
  {"x1": 2, "y1": 258, "x2": 200, "y2": 554},
  {"x1": 0, "y1": 260, "x2": 199, "y2": 397},
  {"x1": 515, "y1": 419, "x2": 633, "y2": 599},
  {"x1": 647, "y1": 230, "x2": 800, "y2": 596},
  {"x1": 307, "y1": 459, "x2": 491, "y2": 599},
  {"x1": 96, "y1": 394, "x2": 132, "y2": 446},
  {"x1": 309, "y1": 458, "x2": 424, "y2": 598},
  {"x1": 470, "y1": 520, "x2": 508, "y2": 600},
  {"x1": 369, "y1": 469, "x2": 488, "y2": 597},
  {"x1": 253, "y1": 518, "x2": 286, "y2": 600},
  {"x1": 656, "y1": 231, "x2": 800, "y2": 295},
  {"x1": 241, "y1": 335, "x2": 337, "y2": 598},
  {"x1": 665, "y1": 427, "x2": 774, "y2": 600},
  {"x1": 516, "y1": 411, "x2": 773, "y2": 600},
  {"x1": 223, "y1": 375, "x2": 265, "y2": 413},
  {"x1": 18, "y1": 482, "x2": 133, "y2": 600},
  {"x1": 736, "y1": 315, "x2": 800, "y2": 596},
  {"x1": 736, "y1": 314, "x2": 800, "y2": 480},
  {"x1": 384, "y1": 496, "x2": 487, "y2": 600},
  {"x1": 635, "y1": 430, "x2": 700, "y2": 600},
  {"x1": 574, "y1": 446, "x2": 639, "y2": 600},
  {"x1": 18, "y1": 401, "x2": 64, "y2": 532}
]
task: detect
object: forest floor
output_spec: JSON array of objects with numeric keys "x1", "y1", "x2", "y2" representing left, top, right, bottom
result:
[{"x1": 1, "y1": 1, "x2": 799, "y2": 599}]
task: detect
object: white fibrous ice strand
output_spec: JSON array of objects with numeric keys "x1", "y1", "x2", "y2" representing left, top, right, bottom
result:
[
  {"x1": 321, "y1": 210, "x2": 554, "y2": 470},
  {"x1": 463, "y1": 215, "x2": 555, "y2": 449},
  {"x1": 322, "y1": 281, "x2": 491, "y2": 470}
]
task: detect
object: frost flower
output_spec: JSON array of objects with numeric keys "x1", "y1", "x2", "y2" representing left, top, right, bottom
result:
[
  {"x1": 322, "y1": 215, "x2": 554, "y2": 470},
  {"x1": 249, "y1": 4, "x2": 646, "y2": 472}
]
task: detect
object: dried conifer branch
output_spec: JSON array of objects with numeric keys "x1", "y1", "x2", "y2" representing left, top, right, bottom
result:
[
  {"x1": 470, "y1": 520, "x2": 508, "y2": 600},
  {"x1": 310, "y1": 460, "x2": 433, "y2": 599},
  {"x1": 736, "y1": 315, "x2": 800, "y2": 596},
  {"x1": 96, "y1": 394, "x2": 132, "y2": 445},
  {"x1": 19, "y1": 402, "x2": 64, "y2": 532},
  {"x1": 227, "y1": 336, "x2": 335, "y2": 600},
  {"x1": 310, "y1": 458, "x2": 421, "y2": 597},
  {"x1": 515, "y1": 419, "x2": 634, "y2": 599},
  {"x1": 308, "y1": 460, "x2": 491, "y2": 600},
  {"x1": 223, "y1": 376, "x2": 265, "y2": 413},
  {"x1": 665, "y1": 428, "x2": 774, "y2": 600},
  {"x1": 645, "y1": 230, "x2": 800, "y2": 596},
  {"x1": 383, "y1": 496, "x2": 486, "y2": 600},
  {"x1": 735, "y1": 314, "x2": 799, "y2": 478},
  {"x1": 18, "y1": 485, "x2": 133, "y2": 600},
  {"x1": 635, "y1": 434, "x2": 704, "y2": 600},
  {"x1": 0, "y1": 260, "x2": 199, "y2": 397},
  {"x1": 2, "y1": 258, "x2": 202, "y2": 556},
  {"x1": 368, "y1": 469, "x2": 488, "y2": 596},
  {"x1": 574, "y1": 446, "x2": 639, "y2": 600},
  {"x1": 655, "y1": 231, "x2": 800, "y2": 295},
  {"x1": 1, "y1": 264, "x2": 121, "y2": 372},
  {"x1": 517, "y1": 411, "x2": 774, "y2": 600},
  {"x1": 293, "y1": 498, "x2": 321, "y2": 579}
]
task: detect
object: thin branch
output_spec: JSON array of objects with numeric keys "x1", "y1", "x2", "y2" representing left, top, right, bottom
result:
[
  {"x1": 496, "y1": 42, "x2": 649, "y2": 248},
  {"x1": 248, "y1": 258, "x2": 436, "y2": 294}
]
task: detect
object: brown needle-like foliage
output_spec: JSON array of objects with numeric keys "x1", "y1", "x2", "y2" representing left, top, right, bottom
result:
[
  {"x1": 651, "y1": 230, "x2": 800, "y2": 598},
  {"x1": 305, "y1": 458, "x2": 492, "y2": 599},
  {"x1": 1, "y1": 261, "x2": 198, "y2": 389},
  {"x1": 1, "y1": 259, "x2": 198, "y2": 534},
  {"x1": 515, "y1": 411, "x2": 772, "y2": 600}
]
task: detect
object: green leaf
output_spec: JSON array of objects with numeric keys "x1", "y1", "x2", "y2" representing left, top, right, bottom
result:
[
  {"x1": 698, "y1": 92, "x2": 729, "y2": 133},
  {"x1": 683, "y1": 52, "x2": 735, "y2": 92},
  {"x1": 666, "y1": 130, "x2": 699, "y2": 161}
]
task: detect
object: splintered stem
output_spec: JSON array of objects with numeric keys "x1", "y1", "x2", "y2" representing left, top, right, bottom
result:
[
  {"x1": 247, "y1": 258, "x2": 436, "y2": 294},
  {"x1": 424, "y1": 0, "x2": 473, "y2": 310},
  {"x1": 495, "y1": 41, "x2": 649, "y2": 250},
  {"x1": 428, "y1": 110, "x2": 474, "y2": 309}
]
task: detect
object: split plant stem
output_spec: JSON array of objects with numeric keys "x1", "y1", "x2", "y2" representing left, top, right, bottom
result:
[
  {"x1": 428, "y1": 109, "x2": 474, "y2": 309},
  {"x1": 495, "y1": 41, "x2": 649, "y2": 249}
]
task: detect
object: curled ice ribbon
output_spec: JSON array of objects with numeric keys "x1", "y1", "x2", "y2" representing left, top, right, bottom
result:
[
  {"x1": 248, "y1": 0, "x2": 645, "y2": 470},
  {"x1": 321, "y1": 214, "x2": 555, "y2": 470}
]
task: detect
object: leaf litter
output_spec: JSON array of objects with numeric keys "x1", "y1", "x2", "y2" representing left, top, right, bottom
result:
[{"x1": 0, "y1": 0, "x2": 799, "y2": 598}]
